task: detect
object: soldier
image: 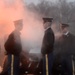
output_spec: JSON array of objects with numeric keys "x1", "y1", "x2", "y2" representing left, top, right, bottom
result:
[
  {"x1": 56, "y1": 23, "x2": 75, "y2": 75},
  {"x1": 4, "y1": 19, "x2": 23, "y2": 75},
  {"x1": 41, "y1": 18, "x2": 55, "y2": 75}
]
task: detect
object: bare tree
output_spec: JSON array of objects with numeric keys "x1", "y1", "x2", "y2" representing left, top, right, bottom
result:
[{"x1": 26, "y1": 0, "x2": 75, "y2": 34}]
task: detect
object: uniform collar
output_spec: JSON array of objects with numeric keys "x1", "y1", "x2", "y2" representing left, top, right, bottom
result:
[
  {"x1": 45, "y1": 26, "x2": 51, "y2": 32},
  {"x1": 63, "y1": 31, "x2": 69, "y2": 36}
]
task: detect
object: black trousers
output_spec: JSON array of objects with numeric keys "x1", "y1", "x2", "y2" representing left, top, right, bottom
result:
[
  {"x1": 61, "y1": 55, "x2": 73, "y2": 75},
  {"x1": 7, "y1": 54, "x2": 20, "y2": 75}
]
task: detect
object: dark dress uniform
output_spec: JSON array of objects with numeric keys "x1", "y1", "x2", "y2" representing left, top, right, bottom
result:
[
  {"x1": 54, "y1": 24, "x2": 75, "y2": 75},
  {"x1": 41, "y1": 26, "x2": 55, "y2": 75},
  {"x1": 59, "y1": 32, "x2": 75, "y2": 75},
  {"x1": 4, "y1": 30, "x2": 22, "y2": 75}
]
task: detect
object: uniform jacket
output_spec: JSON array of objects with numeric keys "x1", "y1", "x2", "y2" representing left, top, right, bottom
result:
[
  {"x1": 41, "y1": 28, "x2": 55, "y2": 55},
  {"x1": 4, "y1": 30, "x2": 22, "y2": 55},
  {"x1": 55, "y1": 33, "x2": 75, "y2": 56}
]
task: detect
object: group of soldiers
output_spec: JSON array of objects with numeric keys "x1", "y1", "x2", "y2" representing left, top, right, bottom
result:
[
  {"x1": 41, "y1": 18, "x2": 75, "y2": 75},
  {"x1": 0, "y1": 17, "x2": 75, "y2": 75}
]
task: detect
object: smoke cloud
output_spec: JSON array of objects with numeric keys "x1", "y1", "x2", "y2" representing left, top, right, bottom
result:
[
  {"x1": 0, "y1": 0, "x2": 24, "y2": 36},
  {"x1": 0, "y1": 0, "x2": 62, "y2": 66},
  {"x1": 0, "y1": 0, "x2": 61, "y2": 54},
  {"x1": 0, "y1": 0, "x2": 44, "y2": 52}
]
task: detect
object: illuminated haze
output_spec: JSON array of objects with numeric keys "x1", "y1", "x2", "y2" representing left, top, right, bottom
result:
[{"x1": 0, "y1": 0, "x2": 44, "y2": 53}]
